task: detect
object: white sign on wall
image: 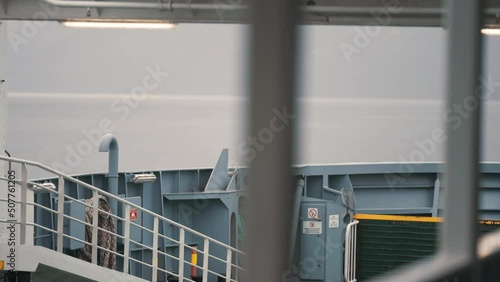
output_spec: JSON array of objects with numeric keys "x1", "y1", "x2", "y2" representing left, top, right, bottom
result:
[
  {"x1": 303, "y1": 221, "x2": 322, "y2": 234},
  {"x1": 329, "y1": 214, "x2": 339, "y2": 228}
]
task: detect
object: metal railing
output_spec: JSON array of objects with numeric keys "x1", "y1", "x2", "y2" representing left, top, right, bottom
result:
[
  {"x1": 344, "y1": 220, "x2": 359, "y2": 282},
  {"x1": 0, "y1": 155, "x2": 245, "y2": 281}
]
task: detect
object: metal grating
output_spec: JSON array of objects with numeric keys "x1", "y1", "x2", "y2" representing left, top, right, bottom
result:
[{"x1": 356, "y1": 216, "x2": 500, "y2": 281}]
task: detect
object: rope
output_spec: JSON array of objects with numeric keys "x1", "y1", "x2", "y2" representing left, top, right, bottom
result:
[{"x1": 76, "y1": 195, "x2": 116, "y2": 270}]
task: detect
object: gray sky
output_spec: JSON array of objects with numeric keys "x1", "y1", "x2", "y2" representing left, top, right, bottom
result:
[{"x1": 5, "y1": 21, "x2": 500, "y2": 177}]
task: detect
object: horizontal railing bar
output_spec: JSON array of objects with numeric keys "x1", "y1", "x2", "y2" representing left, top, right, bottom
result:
[
  {"x1": 0, "y1": 177, "x2": 58, "y2": 194},
  {"x1": 353, "y1": 184, "x2": 434, "y2": 189},
  {"x1": 93, "y1": 206, "x2": 125, "y2": 222},
  {"x1": 180, "y1": 244, "x2": 244, "y2": 271},
  {"x1": 157, "y1": 249, "x2": 183, "y2": 262},
  {"x1": 96, "y1": 245, "x2": 124, "y2": 258},
  {"x1": 30, "y1": 222, "x2": 57, "y2": 234},
  {"x1": 207, "y1": 253, "x2": 228, "y2": 264},
  {"x1": 0, "y1": 176, "x2": 21, "y2": 183},
  {"x1": 182, "y1": 257, "x2": 207, "y2": 272},
  {"x1": 60, "y1": 195, "x2": 125, "y2": 223},
  {"x1": 96, "y1": 226, "x2": 125, "y2": 240},
  {"x1": 0, "y1": 156, "x2": 243, "y2": 254},
  {"x1": 11, "y1": 222, "x2": 246, "y2": 280},
  {"x1": 157, "y1": 232, "x2": 180, "y2": 244},
  {"x1": 231, "y1": 263, "x2": 245, "y2": 271},
  {"x1": 62, "y1": 233, "x2": 92, "y2": 247},
  {"x1": 183, "y1": 243, "x2": 201, "y2": 253},
  {"x1": 33, "y1": 233, "x2": 52, "y2": 239},
  {"x1": 62, "y1": 213, "x2": 92, "y2": 228},
  {"x1": 61, "y1": 194, "x2": 94, "y2": 208},
  {"x1": 4, "y1": 220, "x2": 128, "y2": 262},
  {"x1": 206, "y1": 268, "x2": 227, "y2": 279},
  {"x1": 0, "y1": 198, "x2": 20, "y2": 204},
  {"x1": 129, "y1": 256, "x2": 153, "y2": 268},
  {"x1": 0, "y1": 219, "x2": 22, "y2": 225},
  {"x1": 156, "y1": 265, "x2": 197, "y2": 282},
  {"x1": 30, "y1": 201, "x2": 58, "y2": 214},
  {"x1": 129, "y1": 220, "x2": 153, "y2": 232},
  {"x1": 129, "y1": 238, "x2": 154, "y2": 251},
  {"x1": 154, "y1": 265, "x2": 186, "y2": 280}
]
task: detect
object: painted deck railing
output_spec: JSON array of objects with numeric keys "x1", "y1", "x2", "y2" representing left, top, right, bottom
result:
[
  {"x1": 0, "y1": 155, "x2": 245, "y2": 281},
  {"x1": 344, "y1": 220, "x2": 359, "y2": 282}
]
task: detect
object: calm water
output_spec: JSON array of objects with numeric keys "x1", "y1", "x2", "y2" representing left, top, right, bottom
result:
[{"x1": 6, "y1": 93, "x2": 500, "y2": 178}]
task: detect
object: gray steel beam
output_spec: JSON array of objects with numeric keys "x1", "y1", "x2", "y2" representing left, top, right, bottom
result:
[
  {"x1": 370, "y1": 0, "x2": 484, "y2": 280},
  {"x1": 1, "y1": 0, "x2": 500, "y2": 26},
  {"x1": 441, "y1": 0, "x2": 483, "y2": 262},
  {"x1": 246, "y1": 0, "x2": 297, "y2": 281}
]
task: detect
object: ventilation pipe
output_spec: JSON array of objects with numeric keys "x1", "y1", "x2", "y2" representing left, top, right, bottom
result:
[{"x1": 99, "y1": 134, "x2": 119, "y2": 216}]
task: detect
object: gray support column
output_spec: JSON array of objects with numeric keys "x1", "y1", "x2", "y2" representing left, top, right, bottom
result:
[
  {"x1": 441, "y1": 0, "x2": 483, "y2": 262},
  {"x1": 431, "y1": 177, "x2": 440, "y2": 217},
  {"x1": 289, "y1": 178, "x2": 305, "y2": 267},
  {"x1": 246, "y1": 0, "x2": 298, "y2": 281},
  {"x1": 0, "y1": 21, "x2": 8, "y2": 244}
]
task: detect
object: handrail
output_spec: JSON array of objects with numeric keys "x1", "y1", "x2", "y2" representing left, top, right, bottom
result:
[
  {"x1": 344, "y1": 219, "x2": 359, "y2": 282},
  {"x1": 0, "y1": 155, "x2": 245, "y2": 281},
  {"x1": 0, "y1": 155, "x2": 243, "y2": 254}
]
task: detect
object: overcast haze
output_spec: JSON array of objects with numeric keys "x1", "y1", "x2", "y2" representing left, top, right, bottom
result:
[{"x1": 4, "y1": 21, "x2": 500, "y2": 178}]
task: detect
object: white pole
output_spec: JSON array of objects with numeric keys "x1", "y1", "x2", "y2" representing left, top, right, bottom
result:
[{"x1": 0, "y1": 21, "x2": 9, "y2": 245}]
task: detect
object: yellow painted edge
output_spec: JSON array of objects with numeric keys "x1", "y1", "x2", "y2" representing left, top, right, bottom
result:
[
  {"x1": 479, "y1": 220, "x2": 500, "y2": 225},
  {"x1": 0, "y1": 260, "x2": 4, "y2": 270},
  {"x1": 355, "y1": 214, "x2": 500, "y2": 224},
  {"x1": 355, "y1": 214, "x2": 443, "y2": 223}
]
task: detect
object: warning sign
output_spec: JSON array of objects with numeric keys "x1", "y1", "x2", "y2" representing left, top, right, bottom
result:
[
  {"x1": 329, "y1": 214, "x2": 339, "y2": 228},
  {"x1": 303, "y1": 221, "x2": 322, "y2": 234},
  {"x1": 130, "y1": 209, "x2": 138, "y2": 220},
  {"x1": 308, "y1": 208, "x2": 319, "y2": 219}
]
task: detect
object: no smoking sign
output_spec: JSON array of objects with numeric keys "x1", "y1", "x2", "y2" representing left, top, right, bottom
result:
[{"x1": 308, "y1": 208, "x2": 318, "y2": 219}]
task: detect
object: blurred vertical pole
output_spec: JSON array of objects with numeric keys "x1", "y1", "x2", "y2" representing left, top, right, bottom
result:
[
  {"x1": 0, "y1": 21, "x2": 9, "y2": 245},
  {"x1": 441, "y1": 0, "x2": 483, "y2": 271},
  {"x1": 247, "y1": 0, "x2": 298, "y2": 281}
]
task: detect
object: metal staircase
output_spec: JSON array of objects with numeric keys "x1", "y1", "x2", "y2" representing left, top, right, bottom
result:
[{"x1": 0, "y1": 155, "x2": 245, "y2": 282}]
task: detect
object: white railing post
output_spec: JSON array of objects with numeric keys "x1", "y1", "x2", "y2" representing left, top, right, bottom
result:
[
  {"x1": 344, "y1": 220, "x2": 359, "y2": 282},
  {"x1": 19, "y1": 163, "x2": 27, "y2": 245},
  {"x1": 226, "y1": 249, "x2": 232, "y2": 282},
  {"x1": 350, "y1": 226, "x2": 354, "y2": 281},
  {"x1": 91, "y1": 190, "x2": 99, "y2": 264},
  {"x1": 353, "y1": 224, "x2": 357, "y2": 281},
  {"x1": 124, "y1": 204, "x2": 131, "y2": 274},
  {"x1": 179, "y1": 228, "x2": 185, "y2": 282},
  {"x1": 152, "y1": 216, "x2": 159, "y2": 281},
  {"x1": 56, "y1": 176, "x2": 65, "y2": 252},
  {"x1": 202, "y1": 238, "x2": 209, "y2": 282},
  {"x1": 344, "y1": 226, "x2": 350, "y2": 282}
]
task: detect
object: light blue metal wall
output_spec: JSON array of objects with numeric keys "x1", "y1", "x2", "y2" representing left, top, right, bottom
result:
[{"x1": 32, "y1": 151, "x2": 500, "y2": 280}]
